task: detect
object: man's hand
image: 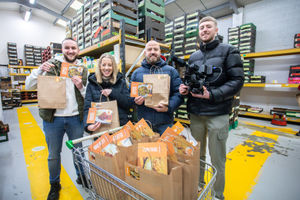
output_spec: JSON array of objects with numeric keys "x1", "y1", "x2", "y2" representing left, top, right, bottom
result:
[
  {"x1": 102, "y1": 89, "x2": 112, "y2": 97},
  {"x1": 134, "y1": 96, "x2": 145, "y2": 105},
  {"x1": 153, "y1": 103, "x2": 168, "y2": 112},
  {"x1": 191, "y1": 86, "x2": 210, "y2": 99},
  {"x1": 71, "y1": 76, "x2": 83, "y2": 89},
  {"x1": 87, "y1": 122, "x2": 101, "y2": 132},
  {"x1": 39, "y1": 62, "x2": 55, "y2": 72},
  {"x1": 179, "y1": 84, "x2": 189, "y2": 95}
]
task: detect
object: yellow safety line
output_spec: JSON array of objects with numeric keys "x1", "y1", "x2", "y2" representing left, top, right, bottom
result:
[
  {"x1": 17, "y1": 107, "x2": 83, "y2": 200},
  {"x1": 224, "y1": 130, "x2": 278, "y2": 200},
  {"x1": 241, "y1": 120, "x2": 297, "y2": 135}
]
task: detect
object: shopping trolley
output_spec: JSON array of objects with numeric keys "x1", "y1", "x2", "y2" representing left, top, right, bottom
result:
[{"x1": 66, "y1": 127, "x2": 217, "y2": 200}]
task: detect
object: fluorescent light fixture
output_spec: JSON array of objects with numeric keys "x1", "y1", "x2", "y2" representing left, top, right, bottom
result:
[
  {"x1": 70, "y1": 0, "x2": 83, "y2": 10},
  {"x1": 29, "y1": 0, "x2": 35, "y2": 4},
  {"x1": 57, "y1": 19, "x2": 67, "y2": 27},
  {"x1": 24, "y1": 10, "x2": 31, "y2": 21}
]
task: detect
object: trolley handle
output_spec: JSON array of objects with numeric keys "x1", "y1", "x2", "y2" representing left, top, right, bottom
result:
[{"x1": 66, "y1": 126, "x2": 123, "y2": 149}]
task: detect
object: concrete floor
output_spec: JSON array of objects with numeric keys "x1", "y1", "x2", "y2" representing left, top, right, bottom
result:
[{"x1": 1, "y1": 105, "x2": 300, "y2": 200}]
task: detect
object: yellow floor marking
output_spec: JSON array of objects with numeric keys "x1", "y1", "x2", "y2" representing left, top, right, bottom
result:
[
  {"x1": 224, "y1": 130, "x2": 278, "y2": 200},
  {"x1": 22, "y1": 104, "x2": 38, "y2": 108},
  {"x1": 241, "y1": 120, "x2": 297, "y2": 135},
  {"x1": 17, "y1": 107, "x2": 83, "y2": 200}
]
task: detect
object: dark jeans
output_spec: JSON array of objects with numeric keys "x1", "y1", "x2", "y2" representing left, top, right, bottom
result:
[{"x1": 43, "y1": 115, "x2": 84, "y2": 184}]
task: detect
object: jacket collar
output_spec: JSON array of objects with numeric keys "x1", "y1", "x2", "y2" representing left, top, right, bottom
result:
[
  {"x1": 141, "y1": 57, "x2": 167, "y2": 69},
  {"x1": 200, "y1": 38, "x2": 220, "y2": 51}
]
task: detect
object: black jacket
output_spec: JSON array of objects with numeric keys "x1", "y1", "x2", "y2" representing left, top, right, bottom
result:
[
  {"x1": 187, "y1": 39, "x2": 244, "y2": 115},
  {"x1": 84, "y1": 72, "x2": 132, "y2": 133}
]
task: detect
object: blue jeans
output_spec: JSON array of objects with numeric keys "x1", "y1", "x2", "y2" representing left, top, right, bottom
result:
[
  {"x1": 43, "y1": 115, "x2": 84, "y2": 184},
  {"x1": 152, "y1": 123, "x2": 173, "y2": 135}
]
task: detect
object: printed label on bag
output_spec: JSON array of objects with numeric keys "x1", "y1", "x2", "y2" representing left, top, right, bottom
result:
[
  {"x1": 130, "y1": 82, "x2": 153, "y2": 97},
  {"x1": 60, "y1": 62, "x2": 83, "y2": 78},
  {"x1": 90, "y1": 133, "x2": 111, "y2": 153},
  {"x1": 86, "y1": 107, "x2": 112, "y2": 124}
]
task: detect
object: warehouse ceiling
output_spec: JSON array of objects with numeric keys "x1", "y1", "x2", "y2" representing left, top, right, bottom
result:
[{"x1": 0, "y1": 0, "x2": 262, "y2": 26}]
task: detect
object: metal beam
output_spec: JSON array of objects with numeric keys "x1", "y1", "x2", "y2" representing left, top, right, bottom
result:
[
  {"x1": 229, "y1": 0, "x2": 239, "y2": 14},
  {"x1": 202, "y1": 2, "x2": 230, "y2": 15},
  {"x1": 53, "y1": 0, "x2": 74, "y2": 24},
  {"x1": 0, "y1": 0, "x2": 70, "y2": 21},
  {"x1": 165, "y1": 0, "x2": 175, "y2": 6}
]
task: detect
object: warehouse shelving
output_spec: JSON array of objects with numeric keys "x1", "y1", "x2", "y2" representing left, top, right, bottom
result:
[
  {"x1": 8, "y1": 65, "x2": 38, "y2": 103},
  {"x1": 240, "y1": 48, "x2": 300, "y2": 124}
]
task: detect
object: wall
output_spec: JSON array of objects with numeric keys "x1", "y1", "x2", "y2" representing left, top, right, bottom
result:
[
  {"x1": 239, "y1": 0, "x2": 300, "y2": 111},
  {"x1": 0, "y1": 10, "x2": 66, "y2": 64}
]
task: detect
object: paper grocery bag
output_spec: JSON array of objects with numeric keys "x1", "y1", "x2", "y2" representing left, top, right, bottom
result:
[
  {"x1": 88, "y1": 146, "x2": 130, "y2": 199},
  {"x1": 124, "y1": 145, "x2": 183, "y2": 200},
  {"x1": 91, "y1": 100, "x2": 120, "y2": 133},
  {"x1": 177, "y1": 143, "x2": 201, "y2": 200},
  {"x1": 37, "y1": 75, "x2": 66, "y2": 109},
  {"x1": 143, "y1": 74, "x2": 170, "y2": 107}
]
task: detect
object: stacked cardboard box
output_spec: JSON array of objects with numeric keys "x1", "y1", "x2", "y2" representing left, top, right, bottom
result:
[
  {"x1": 174, "y1": 97, "x2": 188, "y2": 121},
  {"x1": 239, "y1": 23, "x2": 256, "y2": 54},
  {"x1": 76, "y1": 6, "x2": 84, "y2": 50},
  {"x1": 91, "y1": 0, "x2": 101, "y2": 45},
  {"x1": 242, "y1": 59, "x2": 255, "y2": 76},
  {"x1": 100, "y1": 0, "x2": 138, "y2": 41},
  {"x1": 42, "y1": 46, "x2": 52, "y2": 63},
  {"x1": 294, "y1": 33, "x2": 300, "y2": 48},
  {"x1": 288, "y1": 65, "x2": 300, "y2": 83},
  {"x1": 163, "y1": 21, "x2": 173, "y2": 58},
  {"x1": 184, "y1": 11, "x2": 204, "y2": 56},
  {"x1": 7, "y1": 43, "x2": 18, "y2": 65},
  {"x1": 24, "y1": 45, "x2": 35, "y2": 66},
  {"x1": 173, "y1": 15, "x2": 185, "y2": 57},
  {"x1": 33, "y1": 47, "x2": 42, "y2": 66},
  {"x1": 84, "y1": 0, "x2": 92, "y2": 48},
  {"x1": 138, "y1": 0, "x2": 165, "y2": 42},
  {"x1": 228, "y1": 26, "x2": 239, "y2": 49}
]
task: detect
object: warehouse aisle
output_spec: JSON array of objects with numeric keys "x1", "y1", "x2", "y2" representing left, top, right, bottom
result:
[{"x1": 0, "y1": 105, "x2": 300, "y2": 200}]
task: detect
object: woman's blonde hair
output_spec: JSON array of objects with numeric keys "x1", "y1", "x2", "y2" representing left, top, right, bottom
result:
[{"x1": 95, "y1": 53, "x2": 118, "y2": 84}]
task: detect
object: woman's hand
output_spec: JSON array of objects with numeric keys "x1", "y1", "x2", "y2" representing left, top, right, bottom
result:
[
  {"x1": 87, "y1": 122, "x2": 101, "y2": 132},
  {"x1": 102, "y1": 89, "x2": 112, "y2": 97}
]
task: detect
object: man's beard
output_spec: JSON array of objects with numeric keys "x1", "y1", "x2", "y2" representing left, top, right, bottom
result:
[
  {"x1": 146, "y1": 55, "x2": 159, "y2": 65},
  {"x1": 64, "y1": 54, "x2": 77, "y2": 63}
]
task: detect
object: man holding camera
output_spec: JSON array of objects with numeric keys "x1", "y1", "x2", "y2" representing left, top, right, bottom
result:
[{"x1": 179, "y1": 16, "x2": 244, "y2": 200}]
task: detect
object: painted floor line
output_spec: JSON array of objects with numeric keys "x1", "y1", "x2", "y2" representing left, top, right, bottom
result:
[
  {"x1": 17, "y1": 107, "x2": 83, "y2": 200},
  {"x1": 224, "y1": 130, "x2": 279, "y2": 200}
]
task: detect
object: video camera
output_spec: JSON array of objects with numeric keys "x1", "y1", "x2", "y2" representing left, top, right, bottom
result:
[{"x1": 172, "y1": 56, "x2": 214, "y2": 94}]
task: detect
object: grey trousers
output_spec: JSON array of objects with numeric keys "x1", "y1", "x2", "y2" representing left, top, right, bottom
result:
[{"x1": 190, "y1": 113, "x2": 229, "y2": 200}]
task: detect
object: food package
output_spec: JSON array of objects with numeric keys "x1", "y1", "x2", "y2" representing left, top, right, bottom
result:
[
  {"x1": 137, "y1": 142, "x2": 168, "y2": 175},
  {"x1": 130, "y1": 82, "x2": 153, "y2": 97}
]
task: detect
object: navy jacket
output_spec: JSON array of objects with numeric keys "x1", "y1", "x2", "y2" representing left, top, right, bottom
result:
[
  {"x1": 187, "y1": 39, "x2": 244, "y2": 115},
  {"x1": 130, "y1": 58, "x2": 183, "y2": 126},
  {"x1": 84, "y1": 72, "x2": 132, "y2": 133}
]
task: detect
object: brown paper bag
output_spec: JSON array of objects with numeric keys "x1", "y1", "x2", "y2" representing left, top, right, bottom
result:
[
  {"x1": 37, "y1": 75, "x2": 66, "y2": 109},
  {"x1": 91, "y1": 100, "x2": 120, "y2": 133},
  {"x1": 88, "y1": 146, "x2": 130, "y2": 199},
  {"x1": 177, "y1": 143, "x2": 201, "y2": 200},
  {"x1": 143, "y1": 74, "x2": 170, "y2": 107},
  {"x1": 124, "y1": 145, "x2": 183, "y2": 200}
]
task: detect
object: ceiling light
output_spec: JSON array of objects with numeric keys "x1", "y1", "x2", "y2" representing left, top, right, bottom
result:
[
  {"x1": 57, "y1": 19, "x2": 67, "y2": 27},
  {"x1": 29, "y1": 0, "x2": 35, "y2": 4},
  {"x1": 70, "y1": 0, "x2": 83, "y2": 10},
  {"x1": 24, "y1": 10, "x2": 31, "y2": 21}
]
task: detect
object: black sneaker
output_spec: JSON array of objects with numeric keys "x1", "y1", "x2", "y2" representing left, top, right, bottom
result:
[{"x1": 47, "y1": 182, "x2": 61, "y2": 200}]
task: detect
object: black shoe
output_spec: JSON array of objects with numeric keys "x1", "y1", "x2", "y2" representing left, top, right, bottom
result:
[
  {"x1": 76, "y1": 175, "x2": 88, "y2": 187},
  {"x1": 296, "y1": 131, "x2": 300, "y2": 136},
  {"x1": 47, "y1": 182, "x2": 61, "y2": 200}
]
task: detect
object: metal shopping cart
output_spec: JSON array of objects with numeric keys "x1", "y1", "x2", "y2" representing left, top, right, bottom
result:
[{"x1": 66, "y1": 127, "x2": 217, "y2": 200}]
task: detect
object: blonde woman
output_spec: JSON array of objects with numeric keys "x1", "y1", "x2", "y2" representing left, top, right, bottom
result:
[{"x1": 83, "y1": 53, "x2": 132, "y2": 133}]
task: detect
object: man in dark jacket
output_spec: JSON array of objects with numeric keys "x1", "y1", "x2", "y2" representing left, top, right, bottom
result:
[
  {"x1": 179, "y1": 16, "x2": 244, "y2": 200},
  {"x1": 131, "y1": 40, "x2": 183, "y2": 134}
]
